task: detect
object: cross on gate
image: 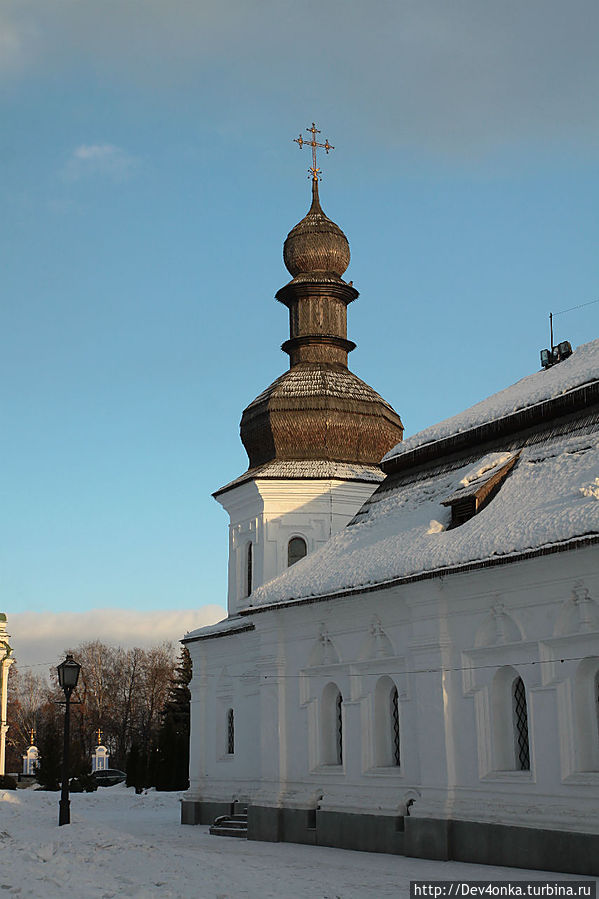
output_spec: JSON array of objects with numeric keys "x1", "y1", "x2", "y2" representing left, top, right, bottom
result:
[{"x1": 293, "y1": 122, "x2": 334, "y2": 181}]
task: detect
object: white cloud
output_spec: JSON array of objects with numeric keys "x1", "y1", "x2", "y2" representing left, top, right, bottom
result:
[
  {"x1": 3, "y1": 1, "x2": 599, "y2": 156},
  {"x1": 0, "y1": 9, "x2": 38, "y2": 75},
  {"x1": 63, "y1": 144, "x2": 139, "y2": 182},
  {"x1": 8, "y1": 606, "x2": 226, "y2": 676}
]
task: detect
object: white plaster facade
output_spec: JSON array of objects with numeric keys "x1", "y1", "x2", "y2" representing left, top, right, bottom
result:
[
  {"x1": 22, "y1": 744, "x2": 39, "y2": 776},
  {"x1": 183, "y1": 342, "x2": 599, "y2": 871},
  {"x1": 216, "y1": 477, "x2": 382, "y2": 615},
  {"x1": 0, "y1": 615, "x2": 14, "y2": 776},
  {"x1": 185, "y1": 550, "x2": 599, "y2": 835},
  {"x1": 92, "y1": 744, "x2": 109, "y2": 772}
]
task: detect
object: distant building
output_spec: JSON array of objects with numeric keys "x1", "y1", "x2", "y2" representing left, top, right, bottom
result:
[
  {"x1": 22, "y1": 731, "x2": 39, "y2": 777},
  {"x1": 92, "y1": 729, "x2": 109, "y2": 772},
  {"x1": 0, "y1": 614, "x2": 14, "y2": 776},
  {"x1": 181, "y1": 175, "x2": 599, "y2": 876}
]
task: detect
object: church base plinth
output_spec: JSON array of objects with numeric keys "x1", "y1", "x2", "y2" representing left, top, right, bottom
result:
[
  {"x1": 181, "y1": 801, "x2": 599, "y2": 875},
  {"x1": 180, "y1": 799, "x2": 231, "y2": 826}
]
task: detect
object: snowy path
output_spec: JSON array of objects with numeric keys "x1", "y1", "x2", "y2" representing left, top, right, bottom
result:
[{"x1": 1, "y1": 787, "x2": 593, "y2": 899}]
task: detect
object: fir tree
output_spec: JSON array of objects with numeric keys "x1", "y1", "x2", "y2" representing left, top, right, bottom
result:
[
  {"x1": 126, "y1": 742, "x2": 146, "y2": 793},
  {"x1": 152, "y1": 647, "x2": 191, "y2": 791},
  {"x1": 36, "y1": 716, "x2": 61, "y2": 791}
]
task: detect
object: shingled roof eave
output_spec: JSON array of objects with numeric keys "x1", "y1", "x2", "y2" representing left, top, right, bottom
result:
[
  {"x1": 239, "y1": 533, "x2": 599, "y2": 615},
  {"x1": 382, "y1": 379, "x2": 599, "y2": 477}
]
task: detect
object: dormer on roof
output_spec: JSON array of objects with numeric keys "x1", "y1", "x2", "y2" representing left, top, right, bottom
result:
[{"x1": 441, "y1": 451, "x2": 520, "y2": 528}]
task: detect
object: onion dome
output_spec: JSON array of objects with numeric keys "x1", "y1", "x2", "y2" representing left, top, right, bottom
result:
[
  {"x1": 283, "y1": 180, "x2": 350, "y2": 279},
  {"x1": 240, "y1": 363, "x2": 403, "y2": 469},
  {"x1": 231, "y1": 178, "x2": 404, "y2": 476}
]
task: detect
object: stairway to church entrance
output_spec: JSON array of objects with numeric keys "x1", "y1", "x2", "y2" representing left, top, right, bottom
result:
[{"x1": 209, "y1": 810, "x2": 248, "y2": 838}]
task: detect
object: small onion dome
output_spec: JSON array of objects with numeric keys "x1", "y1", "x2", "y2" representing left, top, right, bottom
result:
[{"x1": 283, "y1": 180, "x2": 350, "y2": 279}]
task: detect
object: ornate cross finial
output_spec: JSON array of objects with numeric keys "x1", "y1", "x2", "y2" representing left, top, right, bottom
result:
[
  {"x1": 96, "y1": 727, "x2": 103, "y2": 745},
  {"x1": 294, "y1": 122, "x2": 334, "y2": 181},
  {"x1": 30, "y1": 727, "x2": 36, "y2": 745}
]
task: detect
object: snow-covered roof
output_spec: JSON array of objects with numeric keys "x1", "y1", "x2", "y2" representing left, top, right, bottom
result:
[
  {"x1": 183, "y1": 615, "x2": 253, "y2": 643},
  {"x1": 383, "y1": 339, "x2": 599, "y2": 464},
  {"x1": 248, "y1": 343, "x2": 599, "y2": 608},
  {"x1": 214, "y1": 460, "x2": 383, "y2": 497}
]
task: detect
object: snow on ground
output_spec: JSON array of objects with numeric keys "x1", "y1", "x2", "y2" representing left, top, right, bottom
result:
[{"x1": 0, "y1": 786, "x2": 593, "y2": 899}]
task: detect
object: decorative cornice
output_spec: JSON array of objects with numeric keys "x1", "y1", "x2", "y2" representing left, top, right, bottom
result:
[
  {"x1": 275, "y1": 279, "x2": 358, "y2": 307},
  {"x1": 181, "y1": 623, "x2": 255, "y2": 645},
  {"x1": 281, "y1": 334, "x2": 356, "y2": 357}
]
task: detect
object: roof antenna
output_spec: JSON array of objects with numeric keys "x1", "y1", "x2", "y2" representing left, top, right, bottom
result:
[{"x1": 540, "y1": 310, "x2": 572, "y2": 370}]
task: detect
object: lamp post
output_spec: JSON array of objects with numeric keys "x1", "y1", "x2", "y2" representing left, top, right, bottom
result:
[{"x1": 57, "y1": 653, "x2": 81, "y2": 826}]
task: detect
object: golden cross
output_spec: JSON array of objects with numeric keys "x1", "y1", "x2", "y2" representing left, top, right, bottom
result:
[
  {"x1": 96, "y1": 728, "x2": 103, "y2": 745},
  {"x1": 29, "y1": 728, "x2": 36, "y2": 745},
  {"x1": 294, "y1": 122, "x2": 334, "y2": 181}
]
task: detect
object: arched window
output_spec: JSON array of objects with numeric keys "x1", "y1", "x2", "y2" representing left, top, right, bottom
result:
[
  {"x1": 512, "y1": 677, "x2": 530, "y2": 771},
  {"x1": 227, "y1": 708, "x2": 235, "y2": 755},
  {"x1": 288, "y1": 536, "x2": 307, "y2": 567},
  {"x1": 320, "y1": 682, "x2": 343, "y2": 766},
  {"x1": 492, "y1": 666, "x2": 532, "y2": 772},
  {"x1": 374, "y1": 676, "x2": 401, "y2": 767},
  {"x1": 574, "y1": 658, "x2": 599, "y2": 771},
  {"x1": 391, "y1": 687, "x2": 401, "y2": 767},
  {"x1": 336, "y1": 692, "x2": 343, "y2": 765},
  {"x1": 245, "y1": 543, "x2": 253, "y2": 597}
]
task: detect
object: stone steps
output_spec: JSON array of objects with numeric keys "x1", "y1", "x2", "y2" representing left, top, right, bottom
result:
[{"x1": 209, "y1": 811, "x2": 248, "y2": 838}]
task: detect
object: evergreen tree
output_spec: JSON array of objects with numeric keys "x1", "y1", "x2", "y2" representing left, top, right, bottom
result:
[
  {"x1": 152, "y1": 647, "x2": 191, "y2": 791},
  {"x1": 36, "y1": 716, "x2": 61, "y2": 791},
  {"x1": 126, "y1": 742, "x2": 146, "y2": 793}
]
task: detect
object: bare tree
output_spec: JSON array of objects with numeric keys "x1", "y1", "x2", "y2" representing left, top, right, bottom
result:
[
  {"x1": 5, "y1": 666, "x2": 51, "y2": 771},
  {"x1": 8, "y1": 641, "x2": 180, "y2": 775}
]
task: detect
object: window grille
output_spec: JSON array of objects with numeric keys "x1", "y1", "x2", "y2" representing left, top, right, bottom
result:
[
  {"x1": 336, "y1": 692, "x2": 343, "y2": 765},
  {"x1": 391, "y1": 686, "x2": 401, "y2": 766},
  {"x1": 246, "y1": 543, "x2": 252, "y2": 597},
  {"x1": 512, "y1": 677, "x2": 530, "y2": 770},
  {"x1": 288, "y1": 536, "x2": 307, "y2": 567},
  {"x1": 227, "y1": 708, "x2": 235, "y2": 755}
]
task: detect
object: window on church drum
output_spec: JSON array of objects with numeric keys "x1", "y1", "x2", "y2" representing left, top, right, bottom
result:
[
  {"x1": 391, "y1": 686, "x2": 401, "y2": 767},
  {"x1": 512, "y1": 677, "x2": 530, "y2": 771},
  {"x1": 245, "y1": 542, "x2": 253, "y2": 597},
  {"x1": 288, "y1": 536, "x2": 307, "y2": 567},
  {"x1": 227, "y1": 708, "x2": 235, "y2": 755},
  {"x1": 336, "y1": 692, "x2": 343, "y2": 766}
]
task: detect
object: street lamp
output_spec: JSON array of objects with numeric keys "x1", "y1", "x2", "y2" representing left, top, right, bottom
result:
[{"x1": 57, "y1": 653, "x2": 81, "y2": 826}]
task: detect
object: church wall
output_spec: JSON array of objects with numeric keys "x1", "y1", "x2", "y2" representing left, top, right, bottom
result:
[
  {"x1": 216, "y1": 478, "x2": 380, "y2": 615},
  {"x1": 185, "y1": 627, "x2": 262, "y2": 811},
  {"x1": 183, "y1": 544, "x2": 599, "y2": 872}
]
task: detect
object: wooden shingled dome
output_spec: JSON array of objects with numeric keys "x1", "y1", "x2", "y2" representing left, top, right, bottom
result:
[
  {"x1": 283, "y1": 181, "x2": 351, "y2": 278},
  {"x1": 239, "y1": 180, "x2": 403, "y2": 471},
  {"x1": 241, "y1": 363, "x2": 403, "y2": 468}
]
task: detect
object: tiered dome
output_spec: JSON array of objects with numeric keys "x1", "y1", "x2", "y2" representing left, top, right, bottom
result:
[{"x1": 237, "y1": 180, "x2": 403, "y2": 474}]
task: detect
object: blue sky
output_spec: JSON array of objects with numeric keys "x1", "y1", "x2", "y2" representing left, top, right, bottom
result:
[{"x1": 2, "y1": 1, "x2": 598, "y2": 666}]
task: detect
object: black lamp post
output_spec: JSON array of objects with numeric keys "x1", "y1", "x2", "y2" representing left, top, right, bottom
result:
[{"x1": 57, "y1": 653, "x2": 81, "y2": 826}]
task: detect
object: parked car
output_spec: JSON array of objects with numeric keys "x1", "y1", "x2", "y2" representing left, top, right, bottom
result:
[{"x1": 91, "y1": 768, "x2": 126, "y2": 787}]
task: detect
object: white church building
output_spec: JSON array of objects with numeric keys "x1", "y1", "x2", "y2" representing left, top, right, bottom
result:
[{"x1": 182, "y1": 168, "x2": 599, "y2": 875}]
